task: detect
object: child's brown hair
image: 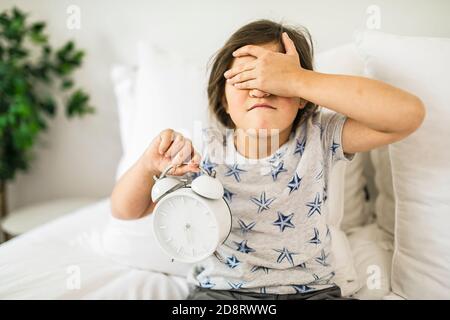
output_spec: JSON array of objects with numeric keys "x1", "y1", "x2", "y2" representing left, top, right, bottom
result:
[{"x1": 207, "y1": 19, "x2": 318, "y2": 131}]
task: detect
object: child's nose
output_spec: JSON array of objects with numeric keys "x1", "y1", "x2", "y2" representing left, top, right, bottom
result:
[{"x1": 249, "y1": 89, "x2": 271, "y2": 98}]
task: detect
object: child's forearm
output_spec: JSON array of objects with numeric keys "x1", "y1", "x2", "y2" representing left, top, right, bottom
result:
[
  {"x1": 294, "y1": 70, "x2": 425, "y2": 133},
  {"x1": 110, "y1": 155, "x2": 158, "y2": 220}
]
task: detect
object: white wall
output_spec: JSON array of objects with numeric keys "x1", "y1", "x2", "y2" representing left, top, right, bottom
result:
[{"x1": 1, "y1": 0, "x2": 449, "y2": 211}]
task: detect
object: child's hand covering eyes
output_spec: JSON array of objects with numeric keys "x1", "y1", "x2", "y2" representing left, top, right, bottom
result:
[{"x1": 224, "y1": 32, "x2": 304, "y2": 98}]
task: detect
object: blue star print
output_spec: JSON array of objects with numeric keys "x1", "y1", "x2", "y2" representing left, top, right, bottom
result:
[
  {"x1": 326, "y1": 225, "x2": 331, "y2": 239},
  {"x1": 331, "y1": 141, "x2": 340, "y2": 155},
  {"x1": 294, "y1": 136, "x2": 306, "y2": 156},
  {"x1": 234, "y1": 240, "x2": 255, "y2": 254},
  {"x1": 250, "y1": 265, "x2": 270, "y2": 274},
  {"x1": 308, "y1": 227, "x2": 321, "y2": 245},
  {"x1": 292, "y1": 285, "x2": 315, "y2": 293},
  {"x1": 274, "y1": 247, "x2": 298, "y2": 266},
  {"x1": 224, "y1": 164, "x2": 247, "y2": 182},
  {"x1": 297, "y1": 262, "x2": 307, "y2": 269},
  {"x1": 225, "y1": 255, "x2": 240, "y2": 269},
  {"x1": 201, "y1": 156, "x2": 217, "y2": 176},
  {"x1": 306, "y1": 192, "x2": 322, "y2": 218},
  {"x1": 250, "y1": 191, "x2": 275, "y2": 214},
  {"x1": 310, "y1": 272, "x2": 335, "y2": 285},
  {"x1": 287, "y1": 172, "x2": 302, "y2": 194},
  {"x1": 315, "y1": 249, "x2": 330, "y2": 266},
  {"x1": 191, "y1": 171, "x2": 202, "y2": 179},
  {"x1": 200, "y1": 278, "x2": 215, "y2": 289},
  {"x1": 268, "y1": 148, "x2": 287, "y2": 164},
  {"x1": 272, "y1": 211, "x2": 295, "y2": 232},
  {"x1": 238, "y1": 219, "x2": 256, "y2": 235},
  {"x1": 223, "y1": 187, "x2": 235, "y2": 203},
  {"x1": 228, "y1": 281, "x2": 245, "y2": 290},
  {"x1": 267, "y1": 161, "x2": 287, "y2": 181},
  {"x1": 315, "y1": 166, "x2": 324, "y2": 181}
]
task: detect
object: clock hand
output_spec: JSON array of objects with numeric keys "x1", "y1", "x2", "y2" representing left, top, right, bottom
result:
[{"x1": 185, "y1": 223, "x2": 192, "y2": 244}]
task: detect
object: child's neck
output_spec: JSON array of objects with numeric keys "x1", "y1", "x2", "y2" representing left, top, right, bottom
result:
[{"x1": 233, "y1": 125, "x2": 293, "y2": 160}]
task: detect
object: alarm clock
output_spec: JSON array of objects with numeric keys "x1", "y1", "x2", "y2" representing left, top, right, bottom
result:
[{"x1": 151, "y1": 164, "x2": 232, "y2": 263}]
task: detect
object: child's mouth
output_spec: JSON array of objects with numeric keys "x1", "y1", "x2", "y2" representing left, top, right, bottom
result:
[{"x1": 248, "y1": 104, "x2": 276, "y2": 111}]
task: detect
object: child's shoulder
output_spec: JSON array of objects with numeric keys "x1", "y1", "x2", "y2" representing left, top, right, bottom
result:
[{"x1": 295, "y1": 107, "x2": 343, "y2": 138}]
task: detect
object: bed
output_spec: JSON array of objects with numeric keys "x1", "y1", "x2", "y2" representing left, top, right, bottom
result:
[{"x1": 0, "y1": 196, "x2": 396, "y2": 299}]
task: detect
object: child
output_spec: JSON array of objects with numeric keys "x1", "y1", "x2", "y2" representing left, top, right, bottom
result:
[{"x1": 110, "y1": 19, "x2": 425, "y2": 300}]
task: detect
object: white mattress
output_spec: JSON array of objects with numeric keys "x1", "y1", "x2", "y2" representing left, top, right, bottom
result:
[{"x1": 0, "y1": 198, "x2": 396, "y2": 300}]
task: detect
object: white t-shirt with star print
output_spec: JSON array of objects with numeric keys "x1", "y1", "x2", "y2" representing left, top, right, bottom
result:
[{"x1": 185, "y1": 109, "x2": 355, "y2": 295}]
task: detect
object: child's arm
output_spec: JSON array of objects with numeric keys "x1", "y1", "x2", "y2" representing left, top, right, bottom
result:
[
  {"x1": 110, "y1": 129, "x2": 200, "y2": 220},
  {"x1": 225, "y1": 32, "x2": 426, "y2": 154},
  {"x1": 291, "y1": 71, "x2": 426, "y2": 153}
]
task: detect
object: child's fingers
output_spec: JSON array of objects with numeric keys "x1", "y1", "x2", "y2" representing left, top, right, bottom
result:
[
  {"x1": 170, "y1": 144, "x2": 201, "y2": 175},
  {"x1": 158, "y1": 129, "x2": 175, "y2": 155},
  {"x1": 171, "y1": 141, "x2": 193, "y2": 166},
  {"x1": 189, "y1": 152, "x2": 201, "y2": 166},
  {"x1": 171, "y1": 164, "x2": 195, "y2": 176},
  {"x1": 164, "y1": 133, "x2": 185, "y2": 158}
]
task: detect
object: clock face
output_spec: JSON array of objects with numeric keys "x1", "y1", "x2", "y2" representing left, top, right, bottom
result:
[{"x1": 154, "y1": 194, "x2": 219, "y2": 261}]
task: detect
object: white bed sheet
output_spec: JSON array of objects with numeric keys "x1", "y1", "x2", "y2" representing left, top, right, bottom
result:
[
  {"x1": 0, "y1": 198, "x2": 397, "y2": 300},
  {"x1": 0, "y1": 198, "x2": 189, "y2": 300}
]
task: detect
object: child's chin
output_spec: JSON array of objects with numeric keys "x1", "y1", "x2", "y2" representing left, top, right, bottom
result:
[
  {"x1": 252, "y1": 121, "x2": 280, "y2": 131},
  {"x1": 241, "y1": 125, "x2": 282, "y2": 137}
]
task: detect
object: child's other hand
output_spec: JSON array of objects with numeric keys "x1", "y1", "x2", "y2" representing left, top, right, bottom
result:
[
  {"x1": 142, "y1": 129, "x2": 201, "y2": 176},
  {"x1": 224, "y1": 32, "x2": 304, "y2": 98}
]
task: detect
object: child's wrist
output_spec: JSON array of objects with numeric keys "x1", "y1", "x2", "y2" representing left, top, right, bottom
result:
[
  {"x1": 292, "y1": 68, "x2": 313, "y2": 98},
  {"x1": 138, "y1": 154, "x2": 160, "y2": 178}
]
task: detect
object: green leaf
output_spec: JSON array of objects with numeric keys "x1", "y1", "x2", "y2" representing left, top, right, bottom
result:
[
  {"x1": 40, "y1": 97, "x2": 56, "y2": 116},
  {"x1": 8, "y1": 46, "x2": 28, "y2": 59},
  {"x1": 29, "y1": 21, "x2": 45, "y2": 33},
  {"x1": 30, "y1": 32, "x2": 47, "y2": 44},
  {"x1": 61, "y1": 78, "x2": 74, "y2": 90},
  {"x1": 71, "y1": 50, "x2": 84, "y2": 66},
  {"x1": 11, "y1": 97, "x2": 32, "y2": 118},
  {"x1": 3, "y1": 8, "x2": 27, "y2": 42},
  {"x1": 0, "y1": 13, "x2": 9, "y2": 27},
  {"x1": 12, "y1": 7, "x2": 27, "y2": 22},
  {"x1": 13, "y1": 77, "x2": 27, "y2": 95},
  {"x1": 0, "y1": 116, "x2": 7, "y2": 130},
  {"x1": 66, "y1": 89, "x2": 94, "y2": 117}
]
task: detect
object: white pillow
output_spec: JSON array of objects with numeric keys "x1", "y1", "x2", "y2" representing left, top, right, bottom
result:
[
  {"x1": 355, "y1": 30, "x2": 450, "y2": 299},
  {"x1": 123, "y1": 42, "x2": 210, "y2": 177},
  {"x1": 315, "y1": 44, "x2": 373, "y2": 233},
  {"x1": 110, "y1": 65, "x2": 138, "y2": 180},
  {"x1": 370, "y1": 146, "x2": 395, "y2": 236},
  {"x1": 315, "y1": 43, "x2": 365, "y2": 76}
]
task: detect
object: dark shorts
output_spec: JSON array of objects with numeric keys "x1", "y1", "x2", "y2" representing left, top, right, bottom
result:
[{"x1": 186, "y1": 285, "x2": 355, "y2": 300}]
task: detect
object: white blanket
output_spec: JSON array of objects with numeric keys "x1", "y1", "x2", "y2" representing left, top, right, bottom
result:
[{"x1": 0, "y1": 199, "x2": 189, "y2": 299}]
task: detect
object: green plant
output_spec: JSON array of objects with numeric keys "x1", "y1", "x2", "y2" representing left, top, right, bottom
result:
[{"x1": 0, "y1": 7, "x2": 94, "y2": 220}]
